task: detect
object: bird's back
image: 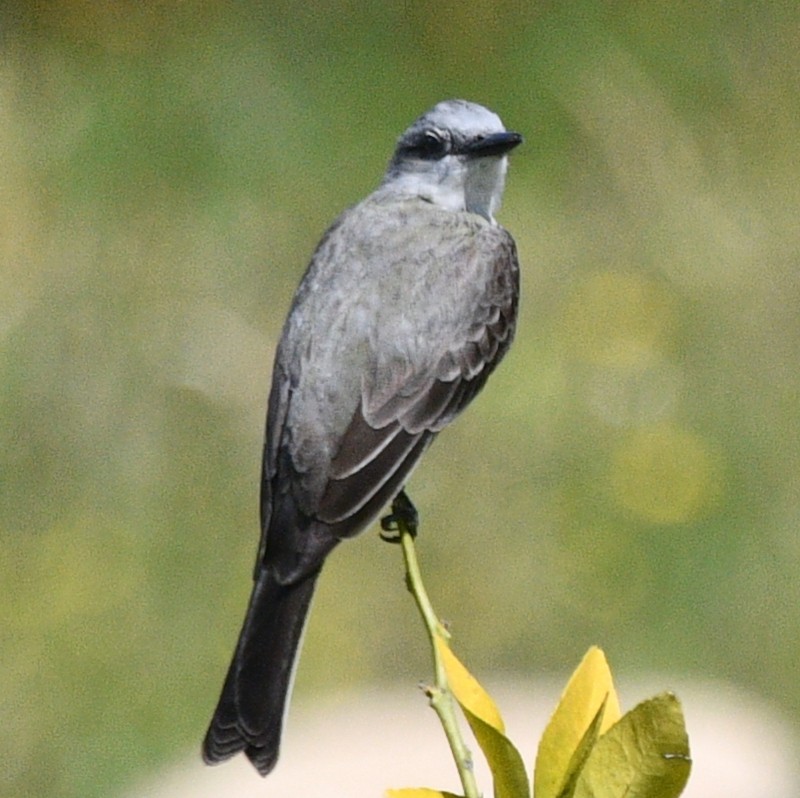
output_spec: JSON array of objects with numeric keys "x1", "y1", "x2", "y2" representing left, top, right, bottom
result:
[{"x1": 257, "y1": 193, "x2": 519, "y2": 582}]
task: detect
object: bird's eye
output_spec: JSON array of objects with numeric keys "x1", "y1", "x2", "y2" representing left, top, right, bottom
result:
[{"x1": 414, "y1": 130, "x2": 449, "y2": 159}]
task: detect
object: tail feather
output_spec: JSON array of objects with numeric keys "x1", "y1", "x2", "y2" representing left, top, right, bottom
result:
[{"x1": 202, "y1": 567, "x2": 320, "y2": 776}]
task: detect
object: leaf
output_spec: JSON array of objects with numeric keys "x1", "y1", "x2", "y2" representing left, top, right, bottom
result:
[
  {"x1": 550, "y1": 696, "x2": 609, "y2": 798},
  {"x1": 437, "y1": 638, "x2": 531, "y2": 798},
  {"x1": 437, "y1": 637, "x2": 505, "y2": 731},
  {"x1": 461, "y1": 706, "x2": 532, "y2": 798},
  {"x1": 534, "y1": 647, "x2": 621, "y2": 798},
  {"x1": 572, "y1": 692, "x2": 691, "y2": 798},
  {"x1": 386, "y1": 789, "x2": 462, "y2": 798}
]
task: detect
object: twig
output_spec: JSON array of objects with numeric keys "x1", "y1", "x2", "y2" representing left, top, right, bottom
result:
[{"x1": 385, "y1": 493, "x2": 481, "y2": 798}]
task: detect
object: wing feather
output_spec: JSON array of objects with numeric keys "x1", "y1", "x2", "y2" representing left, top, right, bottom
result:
[
  {"x1": 319, "y1": 425, "x2": 427, "y2": 525},
  {"x1": 314, "y1": 230, "x2": 519, "y2": 532},
  {"x1": 328, "y1": 411, "x2": 405, "y2": 480}
]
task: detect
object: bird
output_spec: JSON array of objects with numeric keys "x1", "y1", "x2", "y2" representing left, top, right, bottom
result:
[{"x1": 202, "y1": 99, "x2": 523, "y2": 776}]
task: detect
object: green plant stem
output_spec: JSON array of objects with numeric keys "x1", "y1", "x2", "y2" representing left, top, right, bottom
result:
[{"x1": 397, "y1": 519, "x2": 481, "y2": 798}]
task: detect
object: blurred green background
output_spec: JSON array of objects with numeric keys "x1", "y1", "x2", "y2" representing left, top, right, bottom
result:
[{"x1": 2, "y1": 2, "x2": 799, "y2": 796}]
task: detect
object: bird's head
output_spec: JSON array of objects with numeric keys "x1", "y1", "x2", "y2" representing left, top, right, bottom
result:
[{"x1": 382, "y1": 99, "x2": 523, "y2": 223}]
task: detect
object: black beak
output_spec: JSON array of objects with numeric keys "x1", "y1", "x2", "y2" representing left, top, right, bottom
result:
[{"x1": 465, "y1": 131, "x2": 524, "y2": 158}]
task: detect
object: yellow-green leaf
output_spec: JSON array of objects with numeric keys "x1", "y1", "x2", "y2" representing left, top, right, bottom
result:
[
  {"x1": 437, "y1": 639, "x2": 530, "y2": 798},
  {"x1": 534, "y1": 647, "x2": 621, "y2": 798},
  {"x1": 460, "y1": 704, "x2": 532, "y2": 798},
  {"x1": 572, "y1": 692, "x2": 691, "y2": 798},
  {"x1": 386, "y1": 789, "x2": 461, "y2": 798},
  {"x1": 436, "y1": 637, "x2": 505, "y2": 731},
  {"x1": 551, "y1": 696, "x2": 609, "y2": 798}
]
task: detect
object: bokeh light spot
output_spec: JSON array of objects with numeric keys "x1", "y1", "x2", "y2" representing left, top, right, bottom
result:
[
  {"x1": 608, "y1": 425, "x2": 721, "y2": 524},
  {"x1": 562, "y1": 271, "x2": 676, "y2": 367}
]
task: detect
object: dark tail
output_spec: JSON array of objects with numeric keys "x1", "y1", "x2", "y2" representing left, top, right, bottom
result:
[{"x1": 202, "y1": 566, "x2": 320, "y2": 776}]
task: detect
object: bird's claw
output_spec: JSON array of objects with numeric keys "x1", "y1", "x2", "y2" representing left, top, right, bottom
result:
[{"x1": 379, "y1": 490, "x2": 419, "y2": 542}]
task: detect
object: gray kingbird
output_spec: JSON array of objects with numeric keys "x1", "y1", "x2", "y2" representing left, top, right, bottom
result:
[{"x1": 202, "y1": 99, "x2": 523, "y2": 776}]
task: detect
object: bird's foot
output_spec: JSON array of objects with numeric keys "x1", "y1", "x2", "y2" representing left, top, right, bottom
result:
[{"x1": 380, "y1": 490, "x2": 419, "y2": 542}]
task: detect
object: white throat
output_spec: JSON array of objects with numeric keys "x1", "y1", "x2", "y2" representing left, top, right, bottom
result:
[
  {"x1": 383, "y1": 154, "x2": 508, "y2": 224},
  {"x1": 464, "y1": 156, "x2": 508, "y2": 222}
]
